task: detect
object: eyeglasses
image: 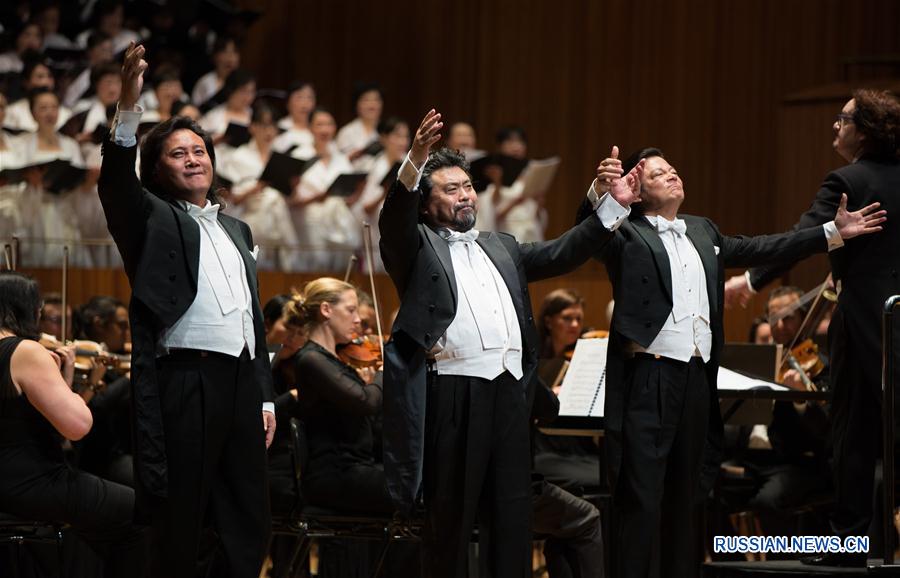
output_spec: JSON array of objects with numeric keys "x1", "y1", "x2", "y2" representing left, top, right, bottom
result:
[{"x1": 835, "y1": 113, "x2": 854, "y2": 127}]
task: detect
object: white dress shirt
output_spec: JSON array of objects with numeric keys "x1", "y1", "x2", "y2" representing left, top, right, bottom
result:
[
  {"x1": 591, "y1": 185, "x2": 845, "y2": 363},
  {"x1": 396, "y1": 156, "x2": 526, "y2": 380},
  {"x1": 159, "y1": 200, "x2": 256, "y2": 359}
]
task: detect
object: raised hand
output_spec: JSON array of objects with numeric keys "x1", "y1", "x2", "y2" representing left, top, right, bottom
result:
[
  {"x1": 596, "y1": 145, "x2": 624, "y2": 194},
  {"x1": 834, "y1": 193, "x2": 887, "y2": 239},
  {"x1": 608, "y1": 155, "x2": 645, "y2": 208},
  {"x1": 410, "y1": 109, "x2": 442, "y2": 167},
  {"x1": 120, "y1": 42, "x2": 148, "y2": 111}
]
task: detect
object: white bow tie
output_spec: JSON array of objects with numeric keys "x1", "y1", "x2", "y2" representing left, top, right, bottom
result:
[
  {"x1": 656, "y1": 217, "x2": 686, "y2": 235},
  {"x1": 442, "y1": 229, "x2": 479, "y2": 243},
  {"x1": 186, "y1": 202, "x2": 220, "y2": 222}
]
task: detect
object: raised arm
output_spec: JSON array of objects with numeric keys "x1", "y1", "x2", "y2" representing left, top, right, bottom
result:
[
  {"x1": 725, "y1": 184, "x2": 887, "y2": 307},
  {"x1": 97, "y1": 42, "x2": 151, "y2": 272},
  {"x1": 520, "y1": 148, "x2": 642, "y2": 280},
  {"x1": 378, "y1": 109, "x2": 442, "y2": 292},
  {"x1": 720, "y1": 194, "x2": 885, "y2": 269}
]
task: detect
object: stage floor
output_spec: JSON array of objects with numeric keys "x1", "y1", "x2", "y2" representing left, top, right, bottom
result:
[{"x1": 703, "y1": 559, "x2": 900, "y2": 577}]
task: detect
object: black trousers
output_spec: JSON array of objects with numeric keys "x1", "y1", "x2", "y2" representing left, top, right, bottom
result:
[
  {"x1": 422, "y1": 371, "x2": 532, "y2": 578},
  {"x1": 614, "y1": 355, "x2": 709, "y2": 578},
  {"x1": 532, "y1": 479, "x2": 604, "y2": 578},
  {"x1": 828, "y1": 305, "x2": 883, "y2": 540},
  {"x1": 0, "y1": 461, "x2": 148, "y2": 577},
  {"x1": 151, "y1": 349, "x2": 270, "y2": 578}
]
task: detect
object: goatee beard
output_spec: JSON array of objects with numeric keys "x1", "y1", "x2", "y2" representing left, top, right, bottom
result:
[{"x1": 453, "y1": 211, "x2": 476, "y2": 231}]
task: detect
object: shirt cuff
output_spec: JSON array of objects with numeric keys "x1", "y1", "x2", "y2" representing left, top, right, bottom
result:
[
  {"x1": 262, "y1": 402, "x2": 275, "y2": 415},
  {"x1": 823, "y1": 220, "x2": 844, "y2": 252},
  {"x1": 743, "y1": 270, "x2": 757, "y2": 294},
  {"x1": 398, "y1": 151, "x2": 425, "y2": 191},
  {"x1": 591, "y1": 182, "x2": 630, "y2": 231},
  {"x1": 110, "y1": 104, "x2": 144, "y2": 147}
]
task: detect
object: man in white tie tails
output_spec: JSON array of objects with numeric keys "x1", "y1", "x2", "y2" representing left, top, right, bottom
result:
[
  {"x1": 577, "y1": 146, "x2": 885, "y2": 578},
  {"x1": 97, "y1": 44, "x2": 276, "y2": 577},
  {"x1": 378, "y1": 109, "x2": 639, "y2": 577}
]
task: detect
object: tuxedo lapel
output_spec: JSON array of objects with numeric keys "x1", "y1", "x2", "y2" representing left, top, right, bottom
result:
[
  {"x1": 630, "y1": 217, "x2": 674, "y2": 303},
  {"x1": 424, "y1": 226, "x2": 458, "y2": 307},
  {"x1": 476, "y1": 232, "x2": 525, "y2": 318},
  {"x1": 683, "y1": 218, "x2": 718, "y2": 316}
]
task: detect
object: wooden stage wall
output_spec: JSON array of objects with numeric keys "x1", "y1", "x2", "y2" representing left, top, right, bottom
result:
[{"x1": 20, "y1": 262, "x2": 765, "y2": 343}]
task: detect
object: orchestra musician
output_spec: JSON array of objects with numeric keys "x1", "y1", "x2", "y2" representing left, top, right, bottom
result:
[
  {"x1": 578, "y1": 145, "x2": 884, "y2": 578},
  {"x1": 288, "y1": 278, "x2": 418, "y2": 577},
  {"x1": 725, "y1": 89, "x2": 900, "y2": 567},
  {"x1": 97, "y1": 44, "x2": 275, "y2": 578},
  {"x1": 750, "y1": 286, "x2": 832, "y2": 519},
  {"x1": 0, "y1": 271, "x2": 148, "y2": 577}
]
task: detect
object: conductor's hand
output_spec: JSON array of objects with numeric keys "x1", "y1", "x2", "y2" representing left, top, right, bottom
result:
[
  {"x1": 120, "y1": 42, "x2": 148, "y2": 111},
  {"x1": 834, "y1": 193, "x2": 887, "y2": 239},
  {"x1": 724, "y1": 274, "x2": 754, "y2": 309},
  {"x1": 263, "y1": 411, "x2": 276, "y2": 448},
  {"x1": 409, "y1": 109, "x2": 442, "y2": 167}
]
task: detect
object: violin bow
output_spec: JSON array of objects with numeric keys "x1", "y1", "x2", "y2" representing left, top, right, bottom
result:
[
  {"x1": 61, "y1": 246, "x2": 69, "y2": 343},
  {"x1": 362, "y1": 223, "x2": 385, "y2": 359},
  {"x1": 343, "y1": 254, "x2": 358, "y2": 283}
]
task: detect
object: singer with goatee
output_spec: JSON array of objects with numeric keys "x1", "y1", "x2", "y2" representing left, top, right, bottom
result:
[
  {"x1": 378, "y1": 109, "x2": 634, "y2": 577},
  {"x1": 97, "y1": 44, "x2": 275, "y2": 578}
]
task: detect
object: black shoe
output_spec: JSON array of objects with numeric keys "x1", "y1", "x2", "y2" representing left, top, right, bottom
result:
[{"x1": 800, "y1": 552, "x2": 867, "y2": 567}]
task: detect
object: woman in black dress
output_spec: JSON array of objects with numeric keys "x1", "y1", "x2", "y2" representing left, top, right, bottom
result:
[
  {"x1": 287, "y1": 277, "x2": 417, "y2": 577},
  {"x1": 0, "y1": 271, "x2": 147, "y2": 576}
]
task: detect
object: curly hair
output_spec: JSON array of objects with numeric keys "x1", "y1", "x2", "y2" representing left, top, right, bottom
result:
[{"x1": 851, "y1": 89, "x2": 900, "y2": 159}]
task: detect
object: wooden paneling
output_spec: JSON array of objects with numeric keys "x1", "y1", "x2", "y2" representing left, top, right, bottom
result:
[{"x1": 229, "y1": 0, "x2": 900, "y2": 341}]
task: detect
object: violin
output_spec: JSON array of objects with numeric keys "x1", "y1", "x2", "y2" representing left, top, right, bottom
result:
[
  {"x1": 39, "y1": 333, "x2": 131, "y2": 379},
  {"x1": 337, "y1": 334, "x2": 382, "y2": 369},
  {"x1": 774, "y1": 278, "x2": 837, "y2": 391}
]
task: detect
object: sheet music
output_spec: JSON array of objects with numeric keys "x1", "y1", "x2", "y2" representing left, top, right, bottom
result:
[
  {"x1": 557, "y1": 338, "x2": 608, "y2": 417},
  {"x1": 717, "y1": 366, "x2": 788, "y2": 391},
  {"x1": 517, "y1": 157, "x2": 561, "y2": 199}
]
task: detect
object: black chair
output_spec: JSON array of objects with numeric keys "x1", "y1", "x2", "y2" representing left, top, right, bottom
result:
[
  {"x1": 0, "y1": 513, "x2": 65, "y2": 578},
  {"x1": 270, "y1": 417, "x2": 423, "y2": 578}
]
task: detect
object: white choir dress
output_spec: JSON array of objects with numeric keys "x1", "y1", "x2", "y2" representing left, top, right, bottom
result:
[
  {"x1": 3, "y1": 98, "x2": 73, "y2": 133},
  {"x1": 290, "y1": 151, "x2": 360, "y2": 272},
  {"x1": 11, "y1": 132, "x2": 92, "y2": 267},
  {"x1": 217, "y1": 141, "x2": 301, "y2": 271},
  {"x1": 273, "y1": 116, "x2": 315, "y2": 159},
  {"x1": 483, "y1": 181, "x2": 546, "y2": 243},
  {"x1": 352, "y1": 153, "x2": 396, "y2": 273},
  {"x1": 335, "y1": 118, "x2": 378, "y2": 171}
]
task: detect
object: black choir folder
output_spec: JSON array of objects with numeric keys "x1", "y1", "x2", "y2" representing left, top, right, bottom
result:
[
  {"x1": 259, "y1": 153, "x2": 318, "y2": 195},
  {"x1": 223, "y1": 122, "x2": 251, "y2": 148},
  {"x1": 0, "y1": 159, "x2": 87, "y2": 194},
  {"x1": 469, "y1": 153, "x2": 530, "y2": 192},
  {"x1": 326, "y1": 172, "x2": 368, "y2": 197}
]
